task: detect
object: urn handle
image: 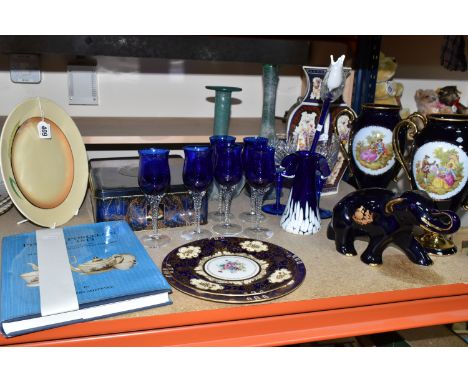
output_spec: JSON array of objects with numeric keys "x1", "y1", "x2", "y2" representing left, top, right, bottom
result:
[
  {"x1": 392, "y1": 112, "x2": 427, "y2": 182},
  {"x1": 332, "y1": 107, "x2": 357, "y2": 163},
  {"x1": 463, "y1": 200, "x2": 468, "y2": 211},
  {"x1": 333, "y1": 107, "x2": 358, "y2": 185}
]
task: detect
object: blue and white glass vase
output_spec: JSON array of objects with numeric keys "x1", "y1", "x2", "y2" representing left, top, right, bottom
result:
[{"x1": 280, "y1": 151, "x2": 330, "y2": 235}]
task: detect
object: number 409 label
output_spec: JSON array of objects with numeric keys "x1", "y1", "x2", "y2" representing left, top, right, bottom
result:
[{"x1": 37, "y1": 121, "x2": 51, "y2": 139}]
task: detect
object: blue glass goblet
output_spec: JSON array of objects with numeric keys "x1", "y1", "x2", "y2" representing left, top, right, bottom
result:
[
  {"x1": 138, "y1": 148, "x2": 171, "y2": 249},
  {"x1": 181, "y1": 146, "x2": 214, "y2": 241},
  {"x1": 261, "y1": 137, "x2": 296, "y2": 216},
  {"x1": 208, "y1": 135, "x2": 236, "y2": 223},
  {"x1": 244, "y1": 145, "x2": 276, "y2": 240},
  {"x1": 212, "y1": 142, "x2": 243, "y2": 236},
  {"x1": 261, "y1": 166, "x2": 286, "y2": 215},
  {"x1": 239, "y1": 136, "x2": 268, "y2": 223}
]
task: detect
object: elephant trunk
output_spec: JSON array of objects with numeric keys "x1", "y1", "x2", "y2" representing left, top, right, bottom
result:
[{"x1": 420, "y1": 210, "x2": 460, "y2": 234}]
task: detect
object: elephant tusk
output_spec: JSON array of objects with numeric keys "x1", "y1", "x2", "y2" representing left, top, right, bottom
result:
[{"x1": 384, "y1": 198, "x2": 405, "y2": 214}]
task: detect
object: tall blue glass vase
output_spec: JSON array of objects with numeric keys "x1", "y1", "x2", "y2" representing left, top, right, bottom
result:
[{"x1": 280, "y1": 151, "x2": 330, "y2": 235}]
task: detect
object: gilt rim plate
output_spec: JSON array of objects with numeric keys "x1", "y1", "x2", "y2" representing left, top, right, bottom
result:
[
  {"x1": 161, "y1": 237, "x2": 306, "y2": 304},
  {"x1": 0, "y1": 97, "x2": 88, "y2": 227}
]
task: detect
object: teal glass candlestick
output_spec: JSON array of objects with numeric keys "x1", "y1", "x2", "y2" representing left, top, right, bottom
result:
[
  {"x1": 206, "y1": 86, "x2": 242, "y2": 136},
  {"x1": 259, "y1": 64, "x2": 279, "y2": 140}
]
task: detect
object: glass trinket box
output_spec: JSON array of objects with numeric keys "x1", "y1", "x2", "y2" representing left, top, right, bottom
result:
[{"x1": 89, "y1": 157, "x2": 208, "y2": 230}]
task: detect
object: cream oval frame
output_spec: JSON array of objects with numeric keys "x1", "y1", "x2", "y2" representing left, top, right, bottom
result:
[{"x1": 0, "y1": 98, "x2": 88, "y2": 227}]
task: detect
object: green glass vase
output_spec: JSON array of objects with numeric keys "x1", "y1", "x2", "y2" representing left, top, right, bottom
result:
[
  {"x1": 206, "y1": 86, "x2": 242, "y2": 136},
  {"x1": 259, "y1": 64, "x2": 279, "y2": 140}
]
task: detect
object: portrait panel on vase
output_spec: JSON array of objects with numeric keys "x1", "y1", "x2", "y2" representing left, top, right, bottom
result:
[
  {"x1": 352, "y1": 126, "x2": 395, "y2": 176},
  {"x1": 413, "y1": 142, "x2": 468, "y2": 201}
]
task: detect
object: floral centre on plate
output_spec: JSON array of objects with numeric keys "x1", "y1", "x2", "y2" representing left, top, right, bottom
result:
[{"x1": 204, "y1": 255, "x2": 260, "y2": 281}]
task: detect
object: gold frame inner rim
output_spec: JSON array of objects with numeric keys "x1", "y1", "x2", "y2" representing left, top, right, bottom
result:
[
  {"x1": 361, "y1": 104, "x2": 401, "y2": 110},
  {"x1": 427, "y1": 114, "x2": 468, "y2": 122}
]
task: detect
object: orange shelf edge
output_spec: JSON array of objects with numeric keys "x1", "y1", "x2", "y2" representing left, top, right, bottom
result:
[
  {"x1": 3, "y1": 283, "x2": 468, "y2": 347},
  {"x1": 14, "y1": 294, "x2": 468, "y2": 347}
]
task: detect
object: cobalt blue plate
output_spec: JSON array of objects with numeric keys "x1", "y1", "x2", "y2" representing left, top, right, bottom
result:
[{"x1": 161, "y1": 237, "x2": 306, "y2": 304}]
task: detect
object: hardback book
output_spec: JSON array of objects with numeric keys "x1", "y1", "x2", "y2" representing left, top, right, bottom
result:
[{"x1": 0, "y1": 220, "x2": 172, "y2": 337}]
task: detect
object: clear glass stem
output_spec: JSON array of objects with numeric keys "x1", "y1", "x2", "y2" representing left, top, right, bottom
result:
[
  {"x1": 249, "y1": 187, "x2": 257, "y2": 215},
  {"x1": 192, "y1": 190, "x2": 205, "y2": 234},
  {"x1": 255, "y1": 188, "x2": 266, "y2": 231},
  {"x1": 224, "y1": 185, "x2": 234, "y2": 227},
  {"x1": 218, "y1": 184, "x2": 226, "y2": 215},
  {"x1": 149, "y1": 194, "x2": 164, "y2": 238}
]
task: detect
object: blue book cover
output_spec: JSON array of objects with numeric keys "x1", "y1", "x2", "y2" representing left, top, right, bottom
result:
[{"x1": 1, "y1": 220, "x2": 172, "y2": 337}]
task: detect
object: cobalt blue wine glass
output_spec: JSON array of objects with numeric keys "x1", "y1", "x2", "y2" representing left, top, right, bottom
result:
[
  {"x1": 239, "y1": 136, "x2": 268, "y2": 223},
  {"x1": 138, "y1": 148, "x2": 171, "y2": 248},
  {"x1": 261, "y1": 137, "x2": 296, "y2": 216},
  {"x1": 244, "y1": 145, "x2": 276, "y2": 239},
  {"x1": 181, "y1": 146, "x2": 214, "y2": 241},
  {"x1": 212, "y1": 142, "x2": 243, "y2": 236},
  {"x1": 208, "y1": 135, "x2": 236, "y2": 223},
  {"x1": 261, "y1": 166, "x2": 286, "y2": 215}
]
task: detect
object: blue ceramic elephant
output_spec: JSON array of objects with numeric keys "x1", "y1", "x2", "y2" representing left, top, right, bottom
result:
[{"x1": 327, "y1": 188, "x2": 460, "y2": 266}]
